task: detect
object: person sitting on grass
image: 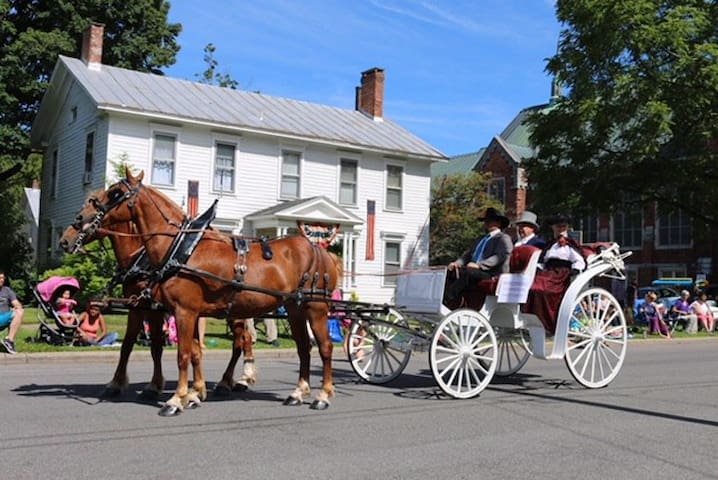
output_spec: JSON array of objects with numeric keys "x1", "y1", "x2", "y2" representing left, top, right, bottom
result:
[
  {"x1": 75, "y1": 301, "x2": 119, "y2": 346},
  {"x1": 690, "y1": 291, "x2": 715, "y2": 334},
  {"x1": 0, "y1": 270, "x2": 24, "y2": 355},
  {"x1": 642, "y1": 291, "x2": 671, "y2": 339}
]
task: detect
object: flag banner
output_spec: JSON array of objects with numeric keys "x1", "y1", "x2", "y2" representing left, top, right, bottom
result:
[
  {"x1": 187, "y1": 180, "x2": 199, "y2": 218},
  {"x1": 365, "y1": 199, "x2": 375, "y2": 261}
]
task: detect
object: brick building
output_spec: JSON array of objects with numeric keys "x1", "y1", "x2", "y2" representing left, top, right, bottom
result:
[{"x1": 435, "y1": 99, "x2": 717, "y2": 287}]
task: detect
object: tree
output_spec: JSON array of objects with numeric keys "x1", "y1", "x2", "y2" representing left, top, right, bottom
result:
[
  {"x1": 525, "y1": 0, "x2": 718, "y2": 224},
  {"x1": 195, "y1": 43, "x2": 239, "y2": 89},
  {"x1": 42, "y1": 241, "x2": 121, "y2": 309},
  {"x1": 0, "y1": 0, "x2": 181, "y2": 285},
  {"x1": 430, "y1": 172, "x2": 500, "y2": 265}
]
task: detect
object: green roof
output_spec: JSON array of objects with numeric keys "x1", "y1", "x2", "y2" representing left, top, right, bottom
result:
[{"x1": 431, "y1": 148, "x2": 486, "y2": 178}]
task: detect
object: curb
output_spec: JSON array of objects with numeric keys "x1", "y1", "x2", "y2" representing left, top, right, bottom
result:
[
  {"x1": 2, "y1": 336, "x2": 716, "y2": 365},
  {"x1": 0, "y1": 347, "x2": 345, "y2": 365}
]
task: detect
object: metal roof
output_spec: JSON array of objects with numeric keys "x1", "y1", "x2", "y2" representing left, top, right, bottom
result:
[
  {"x1": 431, "y1": 148, "x2": 485, "y2": 178},
  {"x1": 44, "y1": 56, "x2": 446, "y2": 161}
]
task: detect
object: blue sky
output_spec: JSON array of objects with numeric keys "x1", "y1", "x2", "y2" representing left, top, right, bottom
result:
[{"x1": 166, "y1": 1, "x2": 560, "y2": 157}]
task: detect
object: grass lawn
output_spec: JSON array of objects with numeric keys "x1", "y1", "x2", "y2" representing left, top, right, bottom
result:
[
  {"x1": 6, "y1": 307, "x2": 714, "y2": 354},
  {"x1": 10, "y1": 308, "x2": 299, "y2": 354}
]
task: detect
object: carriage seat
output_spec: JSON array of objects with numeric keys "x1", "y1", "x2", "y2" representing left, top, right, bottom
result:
[{"x1": 464, "y1": 246, "x2": 540, "y2": 309}]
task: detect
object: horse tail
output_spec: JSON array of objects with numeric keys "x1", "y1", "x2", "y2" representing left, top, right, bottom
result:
[{"x1": 327, "y1": 252, "x2": 343, "y2": 288}]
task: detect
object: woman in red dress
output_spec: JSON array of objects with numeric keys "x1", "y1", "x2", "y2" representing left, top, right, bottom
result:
[{"x1": 525, "y1": 214, "x2": 586, "y2": 335}]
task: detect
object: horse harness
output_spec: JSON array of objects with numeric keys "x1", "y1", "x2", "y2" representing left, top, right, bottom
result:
[{"x1": 82, "y1": 180, "x2": 334, "y2": 308}]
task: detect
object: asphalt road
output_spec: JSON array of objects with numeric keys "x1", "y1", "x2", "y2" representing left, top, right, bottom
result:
[{"x1": 1, "y1": 339, "x2": 718, "y2": 480}]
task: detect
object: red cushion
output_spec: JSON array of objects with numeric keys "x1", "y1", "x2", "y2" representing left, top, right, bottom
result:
[{"x1": 510, "y1": 245, "x2": 539, "y2": 273}]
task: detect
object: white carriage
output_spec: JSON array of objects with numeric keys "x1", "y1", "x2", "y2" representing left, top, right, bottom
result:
[{"x1": 345, "y1": 242, "x2": 632, "y2": 399}]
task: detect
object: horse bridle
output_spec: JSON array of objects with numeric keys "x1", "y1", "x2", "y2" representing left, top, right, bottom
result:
[{"x1": 70, "y1": 179, "x2": 141, "y2": 253}]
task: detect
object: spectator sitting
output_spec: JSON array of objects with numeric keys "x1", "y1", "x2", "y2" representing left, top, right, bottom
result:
[
  {"x1": 642, "y1": 291, "x2": 671, "y2": 339},
  {"x1": 0, "y1": 270, "x2": 24, "y2": 355},
  {"x1": 55, "y1": 288, "x2": 79, "y2": 326},
  {"x1": 524, "y1": 214, "x2": 586, "y2": 335},
  {"x1": 76, "y1": 302, "x2": 119, "y2": 346},
  {"x1": 670, "y1": 290, "x2": 698, "y2": 334},
  {"x1": 690, "y1": 291, "x2": 715, "y2": 334}
]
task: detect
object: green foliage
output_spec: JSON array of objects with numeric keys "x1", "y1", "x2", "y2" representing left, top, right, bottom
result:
[
  {"x1": 429, "y1": 172, "x2": 499, "y2": 265},
  {"x1": 40, "y1": 241, "x2": 120, "y2": 308},
  {"x1": 526, "y1": 0, "x2": 718, "y2": 223},
  {"x1": 195, "y1": 43, "x2": 239, "y2": 89},
  {"x1": 0, "y1": 0, "x2": 181, "y2": 282}
]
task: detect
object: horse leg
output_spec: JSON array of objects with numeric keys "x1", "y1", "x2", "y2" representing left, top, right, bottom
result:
[
  {"x1": 307, "y1": 309, "x2": 334, "y2": 410},
  {"x1": 187, "y1": 322, "x2": 207, "y2": 408},
  {"x1": 283, "y1": 313, "x2": 312, "y2": 406},
  {"x1": 102, "y1": 309, "x2": 140, "y2": 397},
  {"x1": 139, "y1": 311, "x2": 165, "y2": 401},
  {"x1": 235, "y1": 319, "x2": 257, "y2": 391},
  {"x1": 159, "y1": 311, "x2": 198, "y2": 416},
  {"x1": 215, "y1": 318, "x2": 243, "y2": 395}
]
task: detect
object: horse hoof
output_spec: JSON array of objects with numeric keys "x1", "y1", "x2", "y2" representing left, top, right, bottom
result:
[
  {"x1": 158, "y1": 404, "x2": 182, "y2": 417},
  {"x1": 186, "y1": 400, "x2": 200, "y2": 410},
  {"x1": 138, "y1": 389, "x2": 160, "y2": 402},
  {"x1": 232, "y1": 383, "x2": 249, "y2": 392},
  {"x1": 213, "y1": 384, "x2": 232, "y2": 397},
  {"x1": 283, "y1": 396, "x2": 303, "y2": 406},
  {"x1": 310, "y1": 399, "x2": 330, "y2": 410}
]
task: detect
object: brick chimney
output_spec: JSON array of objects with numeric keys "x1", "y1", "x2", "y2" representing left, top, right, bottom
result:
[
  {"x1": 81, "y1": 23, "x2": 105, "y2": 71},
  {"x1": 355, "y1": 67, "x2": 385, "y2": 121}
]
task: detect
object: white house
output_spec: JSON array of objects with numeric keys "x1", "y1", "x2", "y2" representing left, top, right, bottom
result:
[{"x1": 30, "y1": 24, "x2": 447, "y2": 303}]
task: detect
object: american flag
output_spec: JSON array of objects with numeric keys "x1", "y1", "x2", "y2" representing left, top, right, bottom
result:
[
  {"x1": 187, "y1": 180, "x2": 199, "y2": 218},
  {"x1": 365, "y1": 200, "x2": 375, "y2": 260}
]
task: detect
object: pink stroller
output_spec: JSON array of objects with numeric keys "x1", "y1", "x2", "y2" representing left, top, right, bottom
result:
[{"x1": 33, "y1": 276, "x2": 81, "y2": 345}]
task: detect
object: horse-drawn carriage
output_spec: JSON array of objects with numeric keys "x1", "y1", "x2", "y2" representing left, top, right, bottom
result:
[
  {"x1": 336, "y1": 242, "x2": 631, "y2": 398},
  {"x1": 61, "y1": 169, "x2": 631, "y2": 415}
]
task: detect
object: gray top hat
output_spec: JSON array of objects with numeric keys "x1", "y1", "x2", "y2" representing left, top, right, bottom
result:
[{"x1": 514, "y1": 210, "x2": 539, "y2": 229}]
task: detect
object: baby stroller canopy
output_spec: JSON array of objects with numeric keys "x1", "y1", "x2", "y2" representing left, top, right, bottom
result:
[{"x1": 36, "y1": 276, "x2": 81, "y2": 303}]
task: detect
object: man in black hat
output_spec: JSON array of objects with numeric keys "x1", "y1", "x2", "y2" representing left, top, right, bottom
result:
[{"x1": 445, "y1": 208, "x2": 513, "y2": 307}]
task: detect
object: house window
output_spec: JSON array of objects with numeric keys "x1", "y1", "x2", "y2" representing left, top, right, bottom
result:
[
  {"x1": 50, "y1": 149, "x2": 58, "y2": 199},
  {"x1": 657, "y1": 208, "x2": 691, "y2": 247},
  {"x1": 213, "y1": 143, "x2": 235, "y2": 193},
  {"x1": 83, "y1": 132, "x2": 94, "y2": 184},
  {"x1": 339, "y1": 158, "x2": 357, "y2": 205},
  {"x1": 383, "y1": 241, "x2": 401, "y2": 287},
  {"x1": 151, "y1": 134, "x2": 176, "y2": 186},
  {"x1": 580, "y1": 214, "x2": 599, "y2": 243},
  {"x1": 386, "y1": 165, "x2": 403, "y2": 210},
  {"x1": 658, "y1": 265, "x2": 687, "y2": 277},
  {"x1": 613, "y1": 211, "x2": 642, "y2": 249},
  {"x1": 281, "y1": 151, "x2": 301, "y2": 199},
  {"x1": 488, "y1": 178, "x2": 505, "y2": 205}
]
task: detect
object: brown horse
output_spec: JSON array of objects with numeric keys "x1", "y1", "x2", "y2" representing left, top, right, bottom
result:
[
  {"x1": 60, "y1": 219, "x2": 258, "y2": 400},
  {"x1": 62, "y1": 169, "x2": 340, "y2": 416}
]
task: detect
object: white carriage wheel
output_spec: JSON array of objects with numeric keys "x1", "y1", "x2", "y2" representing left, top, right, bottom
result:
[
  {"x1": 485, "y1": 327, "x2": 532, "y2": 377},
  {"x1": 429, "y1": 309, "x2": 497, "y2": 399},
  {"x1": 347, "y1": 308, "x2": 412, "y2": 384},
  {"x1": 564, "y1": 287, "x2": 628, "y2": 388}
]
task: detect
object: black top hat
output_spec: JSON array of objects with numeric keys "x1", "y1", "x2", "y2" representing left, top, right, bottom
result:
[
  {"x1": 546, "y1": 213, "x2": 572, "y2": 226},
  {"x1": 479, "y1": 207, "x2": 510, "y2": 229}
]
